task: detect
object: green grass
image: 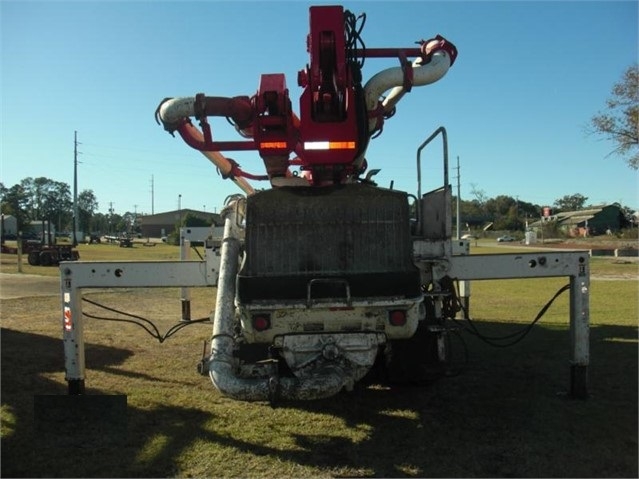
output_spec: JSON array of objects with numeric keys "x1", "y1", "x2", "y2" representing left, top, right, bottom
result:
[
  {"x1": 589, "y1": 256, "x2": 639, "y2": 276},
  {"x1": 1, "y1": 241, "x2": 182, "y2": 277},
  {"x1": 1, "y1": 244, "x2": 637, "y2": 477}
]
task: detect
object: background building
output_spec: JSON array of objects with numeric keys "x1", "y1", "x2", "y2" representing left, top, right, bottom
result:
[
  {"x1": 138, "y1": 209, "x2": 221, "y2": 238},
  {"x1": 0, "y1": 214, "x2": 18, "y2": 239},
  {"x1": 530, "y1": 204, "x2": 627, "y2": 236}
]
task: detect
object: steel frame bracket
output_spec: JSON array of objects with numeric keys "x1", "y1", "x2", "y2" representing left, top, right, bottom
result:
[
  {"x1": 60, "y1": 256, "x2": 220, "y2": 394},
  {"x1": 438, "y1": 250, "x2": 590, "y2": 398}
]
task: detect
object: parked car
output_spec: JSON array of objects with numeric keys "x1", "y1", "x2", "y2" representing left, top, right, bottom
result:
[{"x1": 496, "y1": 235, "x2": 515, "y2": 242}]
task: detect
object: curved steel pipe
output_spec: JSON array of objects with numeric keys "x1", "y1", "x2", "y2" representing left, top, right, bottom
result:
[
  {"x1": 208, "y1": 201, "x2": 352, "y2": 402},
  {"x1": 156, "y1": 97, "x2": 256, "y2": 195},
  {"x1": 158, "y1": 95, "x2": 253, "y2": 131},
  {"x1": 363, "y1": 48, "x2": 453, "y2": 132}
]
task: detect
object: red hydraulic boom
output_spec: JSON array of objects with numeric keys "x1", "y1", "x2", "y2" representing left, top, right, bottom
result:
[
  {"x1": 156, "y1": 5, "x2": 457, "y2": 191},
  {"x1": 60, "y1": 4, "x2": 591, "y2": 405}
]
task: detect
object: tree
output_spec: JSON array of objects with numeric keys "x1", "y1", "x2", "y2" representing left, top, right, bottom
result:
[
  {"x1": 484, "y1": 195, "x2": 527, "y2": 230},
  {"x1": 119, "y1": 211, "x2": 142, "y2": 235},
  {"x1": 589, "y1": 64, "x2": 639, "y2": 169},
  {"x1": 18, "y1": 177, "x2": 72, "y2": 229},
  {"x1": 40, "y1": 178, "x2": 71, "y2": 226},
  {"x1": 182, "y1": 212, "x2": 211, "y2": 227},
  {"x1": 0, "y1": 182, "x2": 30, "y2": 229},
  {"x1": 78, "y1": 190, "x2": 99, "y2": 233},
  {"x1": 91, "y1": 212, "x2": 109, "y2": 234},
  {"x1": 457, "y1": 198, "x2": 488, "y2": 227},
  {"x1": 469, "y1": 183, "x2": 488, "y2": 206},
  {"x1": 0, "y1": 177, "x2": 72, "y2": 231},
  {"x1": 553, "y1": 193, "x2": 588, "y2": 212},
  {"x1": 517, "y1": 199, "x2": 542, "y2": 223}
]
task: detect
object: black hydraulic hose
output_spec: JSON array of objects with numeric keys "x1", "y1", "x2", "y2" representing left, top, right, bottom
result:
[
  {"x1": 82, "y1": 297, "x2": 210, "y2": 343},
  {"x1": 451, "y1": 280, "x2": 571, "y2": 348}
]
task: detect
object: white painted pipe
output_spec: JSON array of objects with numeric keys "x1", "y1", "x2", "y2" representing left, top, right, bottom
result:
[
  {"x1": 363, "y1": 48, "x2": 452, "y2": 132},
  {"x1": 157, "y1": 97, "x2": 255, "y2": 195},
  {"x1": 381, "y1": 57, "x2": 423, "y2": 115},
  {"x1": 158, "y1": 97, "x2": 197, "y2": 124},
  {"x1": 208, "y1": 202, "x2": 350, "y2": 402},
  {"x1": 159, "y1": 96, "x2": 253, "y2": 138}
]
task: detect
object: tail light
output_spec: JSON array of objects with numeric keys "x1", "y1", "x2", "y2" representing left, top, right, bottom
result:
[
  {"x1": 388, "y1": 310, "x2": 407, "y2": 326},
  {"x1": 251, "y1": 314, "x2": 271, "y2": 331}
]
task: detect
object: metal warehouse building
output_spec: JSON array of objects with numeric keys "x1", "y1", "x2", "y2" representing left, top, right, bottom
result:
[{"x1": 138, "y1": 209, "x2": 221, "y2": 238}]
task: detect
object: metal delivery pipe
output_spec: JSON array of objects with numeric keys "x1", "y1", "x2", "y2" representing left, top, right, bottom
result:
[
  {"x1": 363, "y1": 45, "x2": 453, "y2": 132},
  {"x1": 208, "y1": 200, "x2": 350, "y2": 401},
  {"x1": 156, "y1": 97, "x2": 255, "y2": 195},
  {"x1": 158, "y1": 96, "x2": 253, "y2": 130}
]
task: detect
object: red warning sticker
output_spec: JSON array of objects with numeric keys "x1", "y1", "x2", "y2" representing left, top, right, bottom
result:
[{"x1": 64, "y1": 307, "x2": 72, "y2": 331}]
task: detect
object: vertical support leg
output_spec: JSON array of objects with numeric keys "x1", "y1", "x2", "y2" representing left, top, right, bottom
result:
[
  {"x1": 61, "y1": 272, "x2": 86, "y2": 394},
  {"x1": 458, "y1": 280, "x2": 470, "y2": 319},
  {"x1": 180, "y1": 238, "x2": 191, "y2": 321},
  {"x1": 569, "y1": 256, "x2": 590, "y2": 399}
]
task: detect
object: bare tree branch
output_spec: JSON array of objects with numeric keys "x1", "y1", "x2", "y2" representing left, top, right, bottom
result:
[{"x1": 588, "y1": 64, "x2": 639, "y2": 170}]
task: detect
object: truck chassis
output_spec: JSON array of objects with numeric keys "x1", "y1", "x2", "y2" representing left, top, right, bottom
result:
[
  {"x1": 59, "y1": 128, "x2": 590, "y2": 402},
  {"x1": 58, "y1": 6, "x2": 590, "y2": 402}
]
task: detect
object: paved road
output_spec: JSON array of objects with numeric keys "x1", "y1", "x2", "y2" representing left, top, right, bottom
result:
[{"x1": 0, "y1": 273, "x2": 60, "y2": 300}]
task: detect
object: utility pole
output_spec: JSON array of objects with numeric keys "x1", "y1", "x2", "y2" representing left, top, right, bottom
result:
[
  {"x1": 150, "y1": 175, "x2": 155, "y2": 215},
  {"x1": 72, "y1": 131, "x2": 79, "y2": 247},
  {"x1": 108, "y1": 202, "x2": 114, "y2": 235},
  {"x1": 455, "y1": 155, "x2": 461, "y2": 239},
  {"x1": 133, "y1": 204, "x2": 138, "y2": 235},
  {"x1": 455, "y1": 155, "x2": 470, "y2": 317}
]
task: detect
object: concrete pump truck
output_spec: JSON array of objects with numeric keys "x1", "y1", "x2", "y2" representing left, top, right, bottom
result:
[{"x1": 60, "y1": 5, "x2": 590, "y2": 402}]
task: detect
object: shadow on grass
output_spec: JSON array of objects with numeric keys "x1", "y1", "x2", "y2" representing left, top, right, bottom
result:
[
  {"x1": 2, "y1": 322, "x2": 637, "y2": 478},
  {"x1": 285, "y1": 321, "x2": 639, "y2": 478},
  {"x1": 1, "y1": 328, "x2": 131, "y2": 476}
]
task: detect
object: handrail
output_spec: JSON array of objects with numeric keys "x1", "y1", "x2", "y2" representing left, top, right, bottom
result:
[{"x1": 416, "y1": 126, "x2": 449, "y2": 235}]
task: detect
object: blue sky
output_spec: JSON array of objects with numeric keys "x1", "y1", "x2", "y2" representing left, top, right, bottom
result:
[{"x1": 1, "y1": 0, "x2": 638, "y2": 216}]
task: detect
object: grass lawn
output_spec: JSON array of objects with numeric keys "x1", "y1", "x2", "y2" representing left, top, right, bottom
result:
[{"x1": 1, "y1": 241, "x2": 637, "y2": 477}]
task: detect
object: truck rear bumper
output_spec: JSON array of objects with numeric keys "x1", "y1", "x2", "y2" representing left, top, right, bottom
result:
[{"x1": 238, "y1": 294, "x2": 424, "y2": 343}]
